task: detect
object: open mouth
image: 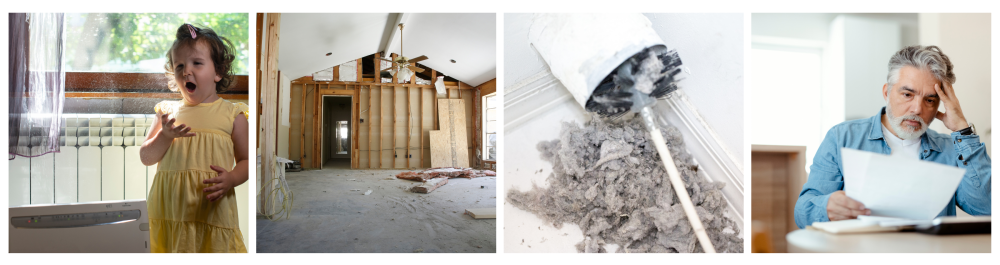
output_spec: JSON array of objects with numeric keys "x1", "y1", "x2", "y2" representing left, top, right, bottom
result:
[{"x1": 185, "y1": 82, "x2": 196, "y2": 93}]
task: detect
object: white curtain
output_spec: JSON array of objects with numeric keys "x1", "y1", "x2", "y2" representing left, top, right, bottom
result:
[{"x1": 9, "y1": 13, "x2": 66, "y2": 159}]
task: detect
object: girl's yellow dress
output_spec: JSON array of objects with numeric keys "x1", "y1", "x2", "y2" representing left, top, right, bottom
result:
[{"x1": 148, "y1": 98, "x2": 248, "y2": 253}]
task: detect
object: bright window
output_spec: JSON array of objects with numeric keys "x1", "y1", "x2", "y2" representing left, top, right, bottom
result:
[
  {"x1": 64, "y1": 13, "x2": 249, "y2": 74},
  {"x1": 483, "y1": 93, "x2": 496, "y2": 161},
  {"x1": 750, "y1": 47, "x2": 824, "y2": 166}
]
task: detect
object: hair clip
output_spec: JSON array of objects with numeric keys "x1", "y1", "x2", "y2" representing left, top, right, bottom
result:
[{"x1": 187, "y1": 24, "x2": 197, "y2": 39}]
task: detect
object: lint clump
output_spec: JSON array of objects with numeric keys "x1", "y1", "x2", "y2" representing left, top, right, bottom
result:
[{"x1": 507, "y1": 115, "x2": 743, "y2": 253}]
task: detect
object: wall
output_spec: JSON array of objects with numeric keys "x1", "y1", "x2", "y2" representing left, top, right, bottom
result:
[
  {"x1": 287, "y1": 83, "x2": 307, "y2": 164},
  {"x1": 356, "y1": 85, "x2": 475, "y2": 169},
  {"x1": 920, "y1": 13, "x2": 991, "y2": 155},
  {"x1": 752, "y1": 13, "x2": 919, "y2": 47},
  {"x1": 277, "y1": 72, "x2": 291, "y2": 159},
  {"x1": 839, "y1": 16, "x2": 901, "y2": 121},
  {"x1": 288, "y1": 83, "x2": 476, "y2": 169}
]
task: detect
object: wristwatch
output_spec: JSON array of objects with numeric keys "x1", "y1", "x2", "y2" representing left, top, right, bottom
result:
[{"x1": 958, "y1": 122, "x2": 976, "y2": 136}]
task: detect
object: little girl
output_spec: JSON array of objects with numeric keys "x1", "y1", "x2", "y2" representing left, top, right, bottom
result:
[{"x1": 140, "y1": 24, "x2": 249, "y2": 253}]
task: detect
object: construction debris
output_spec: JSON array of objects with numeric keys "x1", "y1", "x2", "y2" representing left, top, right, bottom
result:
[
  {"x1": 465, "y1": 208, "x2": 496, "y2": 219},
  {"x1": 396, "y1": 167, "x2": 496, "y2": 182},
  {"x1": 363, "y1": 190, "x2": 372, "y2": 196},
  {"x1": 396, "y1": 167, "x2": 496, "y2": 194},
  {"x1": 410, "y1": 178, "x2": 450, "y2": 193}
]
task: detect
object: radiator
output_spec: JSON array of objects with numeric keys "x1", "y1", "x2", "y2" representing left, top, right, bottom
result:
[
  {"x1": 9, "y1": 114, "x2": 158, "y2": 207},
  {"x1": 9, "y1": 200, "x2": 150, "y2": 253}
]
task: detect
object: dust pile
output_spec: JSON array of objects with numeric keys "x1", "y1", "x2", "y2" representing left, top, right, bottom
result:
[
  {"x1": 507, "y1": 115, "x2": 742, "y2": 253},
  {"x1": 396, "y1": 167, "x2": 497, "y2": 182}
]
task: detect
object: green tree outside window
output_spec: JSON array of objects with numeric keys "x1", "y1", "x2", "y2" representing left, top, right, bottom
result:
[{"x1": 65, "y1": 13, "x2": 249, "y2": 74}]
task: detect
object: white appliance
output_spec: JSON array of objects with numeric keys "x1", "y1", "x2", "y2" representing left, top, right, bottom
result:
[{"x1": 9, "y1": 200, "x2": 150, "y2": 253}]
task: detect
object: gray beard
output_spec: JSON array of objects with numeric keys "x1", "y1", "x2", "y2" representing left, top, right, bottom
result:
[{"x1": 885, "y1": 104, "x2": 929, "y2": 140}]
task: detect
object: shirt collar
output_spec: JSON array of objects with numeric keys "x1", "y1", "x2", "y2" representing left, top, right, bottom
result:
[
  {"x1": 867, "y1": 107, "x2": 886, "y2": 141},
  {"x1": 870, "y1": 106, "x2": 944, "y2": 154}
]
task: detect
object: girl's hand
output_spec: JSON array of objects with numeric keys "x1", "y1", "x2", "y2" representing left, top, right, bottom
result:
[
  {"x1": 203, "y1": 165, "x2": 237, "y2": 202},
  {"x1": 158, "y1": 113, "x2": 196, "y2": 139}
]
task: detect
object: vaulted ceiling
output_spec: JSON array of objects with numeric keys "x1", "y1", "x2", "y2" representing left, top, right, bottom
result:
[{"x1": 277, "y1": 13, "x2": 496, "y2": 87}]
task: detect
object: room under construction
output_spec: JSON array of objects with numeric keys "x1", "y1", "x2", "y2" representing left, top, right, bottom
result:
[{"x1": 256, "y1": 13, "x2": 497, "y2": 253}]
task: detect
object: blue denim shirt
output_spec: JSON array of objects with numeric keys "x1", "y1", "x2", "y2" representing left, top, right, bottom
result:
[{"x1": 794, "y1": 107, "x2": 991, "y2": 228}]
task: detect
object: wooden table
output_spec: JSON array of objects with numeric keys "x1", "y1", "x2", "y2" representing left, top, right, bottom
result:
[{"x1": 787, "y1": 229, "x2": 990, "y2": 253}]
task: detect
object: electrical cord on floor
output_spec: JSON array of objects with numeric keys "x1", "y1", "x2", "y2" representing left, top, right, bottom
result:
[{"x1": 258, "y1": 155, "x2": 294, "y2": 220}]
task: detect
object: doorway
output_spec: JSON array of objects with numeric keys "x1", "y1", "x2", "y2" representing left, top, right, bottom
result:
[{"x1": 322, "y1": 95, "x2": 352, "y2": 169}]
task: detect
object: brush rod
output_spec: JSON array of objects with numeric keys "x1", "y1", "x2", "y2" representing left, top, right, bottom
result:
[{"x1": 640, "y1": 106, "x2": 716, "y2": 253}]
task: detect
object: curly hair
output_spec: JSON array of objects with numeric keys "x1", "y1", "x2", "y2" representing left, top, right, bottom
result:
[
  {"x1": 886, "y1": 45, "x2": 955, "y2": 89},
  {"x1": 164, "y1": 24, "x2": 237, "y2": 93}
]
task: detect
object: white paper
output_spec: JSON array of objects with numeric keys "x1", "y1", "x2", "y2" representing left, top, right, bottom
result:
[
  {"x1": 841, "y1": 148, "x2": 872, "y2": 199},
  {"x1": 857, "y1": 215, "x2": 933, "y2": 227},
  {"x1": 841, "y1": 148, "x2": 965, "y2": 220}
]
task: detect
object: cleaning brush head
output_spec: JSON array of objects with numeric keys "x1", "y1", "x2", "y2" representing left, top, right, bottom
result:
[{"x1": 585, "y1": 46, "x2": 684, "y2": 118}]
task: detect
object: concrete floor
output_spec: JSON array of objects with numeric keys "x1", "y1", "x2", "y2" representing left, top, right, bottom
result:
[{"x1": 256, "y1": 159, "x2": 497, "y2": 253}]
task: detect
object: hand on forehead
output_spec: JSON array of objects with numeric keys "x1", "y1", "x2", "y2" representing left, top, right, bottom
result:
[{"x1": 893, "y1": 66, "x2": 942, "y2": 97}]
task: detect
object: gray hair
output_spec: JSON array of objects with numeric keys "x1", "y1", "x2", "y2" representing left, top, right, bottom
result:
[{"x1": 886, "y1": 45, "x2": 955, "y2": 90}]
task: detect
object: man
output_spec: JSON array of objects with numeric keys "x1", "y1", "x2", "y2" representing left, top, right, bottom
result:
[{"x1": 794, "y1": 46, "x2": 991, "y2": 228}]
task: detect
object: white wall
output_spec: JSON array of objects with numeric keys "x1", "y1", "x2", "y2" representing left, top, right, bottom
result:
[
  {"x1": 840, "y1": 16, "x2": 902, "y2": 121},
  {"x1": 752, "y1": 13, "x2": 919, "y2": 47},
  {"x1": 278, "y1": 72, "x2": 291, "y2": 159},
  {"x1": 920, "y1": 13, "x2": 991, "y2": 155}
]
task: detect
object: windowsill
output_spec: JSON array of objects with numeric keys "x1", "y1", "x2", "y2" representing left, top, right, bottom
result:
[{"x1": 64, "y1": 72, "x2": 248, "y2": 100}]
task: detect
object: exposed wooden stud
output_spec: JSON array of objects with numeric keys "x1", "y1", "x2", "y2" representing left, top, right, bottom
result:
[
  {"x1": 375, "y1": 52, "x2": 382, "y2": 84},
  {"x1": 391, "y1": 53, "x2": 398, "y2": 84},
  {"x1": 255, "y1": 13, "x2": 263, "y2": 149},
  {"x1": 277, "y1": 73, "x2": 282, "y2": 157},
  {"x1": 434, "y1": 87, "x2": 438, "y2": 131},
  {"x1": 260, "y1": 13, "x2": 281, "y2": 216},
  {"x1": 300, "y1": 84, "x2": 305, "y2": 164},
  {"x1": 332, "y1": 65, "x2": 339, "y2": 82},
  {"x1": 419, "y1": 87, "x2": 423, "y2": 168},
  {"x1": 353, "y1": 87, "x2": 360, "y2": 169},
  {"x1": 405, "y1": 87, "x2": 410, "y2": 169},
  {"x1": 314, "y1": 84, "x2": 319, "y2": 167},
  {"x1": 391, "y1": 85, "x2": 396, "y2": 168},
  {"x1": 367, "y1": 86, "x2": 374, "y2": 168},
  {"x1": 356, "y1": 58, "x2": 363, "y2": 83},
  {"x1": 376, "y1": 86, "x2": 381, "y2": 168}
]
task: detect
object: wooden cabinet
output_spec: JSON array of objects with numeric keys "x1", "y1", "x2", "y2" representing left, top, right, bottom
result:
[{"x1": 751, "y1": 145, "x2": 807, "y2": 253}]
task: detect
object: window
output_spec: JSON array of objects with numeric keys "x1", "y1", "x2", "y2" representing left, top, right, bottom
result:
[
  {"x1": 750, "y1": 47, "x2": 824, "y2": 167},
  {"x1": 65, "y1": 13, "x2": 249, "y2": 74},
  {"x1": 61, "y1": 13, "x2": 250, "y2": 100},
  {"x1": 337, "y1": 121, "x2": 349, "y2": 154},
  {"x1": 483, "y1": 93, "x2": 497, "y2": 161}
]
